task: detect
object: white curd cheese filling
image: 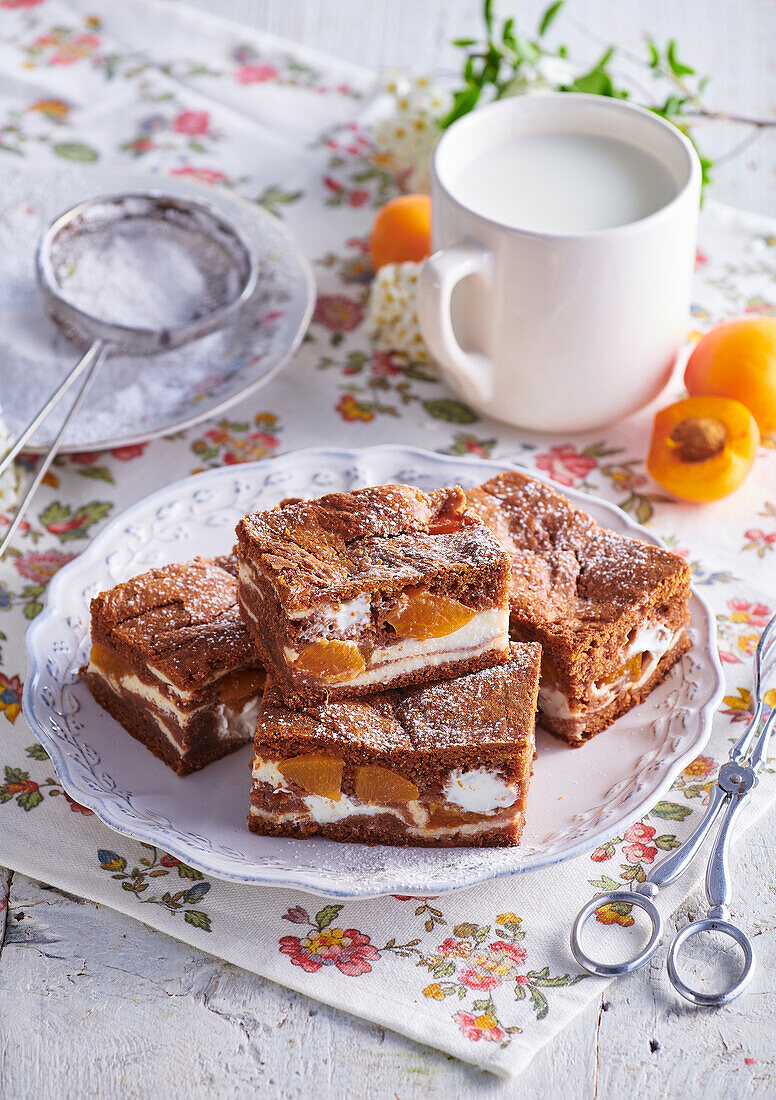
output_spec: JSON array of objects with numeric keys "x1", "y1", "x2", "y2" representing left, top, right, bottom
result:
[
  {"x1": 538, "y1": 620, "x2": 683, "y2": 720},
  {"x1": 251, "y1": 758, "x2": 518, "y2": 837},
  {"x1": 443, "y1": 768, "x2": 516, "y2": 813},
  {"x1": 88, "y1": 662, "x2": 260, "y2": 752}
]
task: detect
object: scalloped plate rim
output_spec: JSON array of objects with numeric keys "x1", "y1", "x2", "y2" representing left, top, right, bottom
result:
[{"x1": 23, "y1": 445, "x2": 725, "y2": 898}]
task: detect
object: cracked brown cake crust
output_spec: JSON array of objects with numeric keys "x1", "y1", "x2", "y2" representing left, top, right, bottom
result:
[
  {"x1": 248, "y1": 642, "x2": 541, "y2": 847},
  {"x1": 88, "y1": 555, "x2": 256, "y2": 692},
  {"x1": 236, "y1": 483, "x2": 511, "y2": 706},
  {"x1": 466, "y1": 471, "x2": 692, "y2": 744},
  {"x1": 82, "y1": 556, "x2": 264, "y2": 775}
]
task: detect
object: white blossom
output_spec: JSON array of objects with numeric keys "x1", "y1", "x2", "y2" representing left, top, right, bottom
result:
[
  {"x1": 366, "y1": 261, "x2": 431, "y2": 361},
  {"x1": 373, "y1": 71, "x2": 450, "y2": 193}
]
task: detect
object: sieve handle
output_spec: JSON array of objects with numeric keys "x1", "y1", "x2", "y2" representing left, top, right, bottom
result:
[
  {"x1": 0, "y1": 340, "x2": 107, "y2": 481},
  {"x1": 0, "y1": 340, "x2": 108, "y2": 560}
]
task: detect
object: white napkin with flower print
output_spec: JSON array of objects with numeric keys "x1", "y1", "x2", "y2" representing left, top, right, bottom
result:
[{"x1": 0, "y1": 0, "x2": 775, "y2": 1078}]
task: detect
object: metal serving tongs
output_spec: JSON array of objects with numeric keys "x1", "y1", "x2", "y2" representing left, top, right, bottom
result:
[{"x1": 571, "y1": 612, "x2": 776, "y2": 1006}]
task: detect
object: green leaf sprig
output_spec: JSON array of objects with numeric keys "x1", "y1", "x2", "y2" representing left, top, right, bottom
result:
[{"x1": 443, "y1": 1, "x2": 715, "y2": 199}]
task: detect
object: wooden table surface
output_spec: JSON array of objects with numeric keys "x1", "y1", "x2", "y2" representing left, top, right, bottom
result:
[{"x1": 1, "y1": 2, "x2": 774, "y2": 1097}]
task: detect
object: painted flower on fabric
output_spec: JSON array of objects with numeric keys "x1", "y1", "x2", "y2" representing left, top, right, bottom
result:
[
  {"x1": 336, "y1": 393, "x2": 374, "y2": 423},
  {"x1": 437, "y1": 937, "x2": 471, "y2": 959},
  {"x1": 2, "y1": 0, "x2": 46, "y2": 8},
  {"x1": 622, "y1": 822, "x2": 656, "y2": 844},
  {"x1": 111, "y1": 444, "x2": 147, "y2": 461},
  {"x1": 69, "y1": 451, "x2": 99, "y2": 467},
  {"x1": 535, "y1": 444, "x2": 597, "y2": 487},
  {"x1": 35, "y1": 30, "x2": 101, "y2": 66},
  {"x1": 279, "y1": 926, "x2": 380, "y2": 976},
  {"x1": 595, "y1": 902, "x2": 635, "y2": 928},
  {"x1": 0, "y1": 674, "x2": 23, "y2": 723},
  {"x1": 282, "y1": 906, "x2": 309, "y2": 924},
  {"x1": 621, "y1": 823, "x2": 660, "y2": 863},
  {"x1": 622, "y1": 840, "x2": 658, "y2": 864},
  {"x1": 13, "y1": 549, "x2": 75, "y2": 585},
  {"x1": 683, "y1": 755, "x2": 716, "y2": 779},
  {"x1": 236, "y1": 63, "x2": 279, "y2": 85},
  {"x1": 313, "y1": 294, "x2": 364, "y2": 332},
  {"x1": 459, "y1": 942, "x2": 525, "y2": 990},
  {"x1": 170, "y1": 166, "x2": 227, "y2": 186},
  {"x1": 489, "y1": 940, "x2": 527, "y2": 966},
  {"x1": 173, "y1": 110, "x2": 210, "y2": 136},
  {"x1": 63, "y1": 791, "x2": 93, "y2": 815},
  {"x1": 28, "y1": 98, "x2": 70, "y2": 122},
  {"x1": 453, "y1": 1011, "x2": 506, "y2": 1043}
]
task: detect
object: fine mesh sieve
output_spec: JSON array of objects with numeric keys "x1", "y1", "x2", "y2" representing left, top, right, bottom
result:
[{"x1": 0, "y1": 191, "x2": 258, "y2": 557}]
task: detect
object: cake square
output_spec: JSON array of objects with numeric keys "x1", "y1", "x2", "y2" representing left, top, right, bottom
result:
[
  {"x1": 82, "y1": 555, "x2": 265, "y2": 775},
  {"x1": 235, "y1": 483, "x2": 511, "y2": 706},
  {"x1": 248, "y1": 642, "x2": 541, "y2": 847},
  {"x1": 466, "y1": 471, "x2": 691, "y2": 745}
]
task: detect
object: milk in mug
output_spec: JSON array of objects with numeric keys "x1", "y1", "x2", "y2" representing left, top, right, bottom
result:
[{"x1": 451, "y1": 131, "x2": 677, "y2": 234}]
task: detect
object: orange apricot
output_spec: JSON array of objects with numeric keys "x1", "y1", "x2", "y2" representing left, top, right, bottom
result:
[
  {"x1": 647, "y1": 395, "x2": 760, "y2": 503},
  {"x1": 684, "y1": 317, "x2": 776, "y2": 436},
  {"x1": 369, "y1": 194, "x2": 432, "y2": 271},
  {"x1": 218, "y1": 667, "x2": 266, "y2": 706},
  {"x1": 384, "y1": 588, "x2": 476, "y2": 640},
  {"x1": 353, "y1": 766, "x2": 420, "y2": 804},
  {"x1": 278, "y1": 752, "x2": 343, "y2": 800},
  {"x1": 293, "y1": 639, "x2": 366, "y2": 682}
]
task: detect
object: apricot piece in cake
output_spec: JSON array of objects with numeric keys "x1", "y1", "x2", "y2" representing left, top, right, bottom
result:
[
  {"x1": 601, "y1": 653, "x2": 642, "y2": 687},
  {"x1": 354, "y1": 765, "x2": 420, "y2": 804},
  {"x1": 384, "y1": 588, "x2": 477, "y2": 640},
  {"x1": 294, "y1": 639, "x2": 366, "y2": 682},
  {"x1": 218, "y1": 668, "x2": 266, "y2": 706},
  {"x1": 278, "y1": 752, "x2": 344, "y2": 800}
]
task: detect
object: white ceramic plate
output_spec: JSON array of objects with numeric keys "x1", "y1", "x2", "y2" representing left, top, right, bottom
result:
[
  {"x1": 0, "y1": 165, "x2": 314, "y2": 452},
  {"x1": 23, "y1": 446, "x2": 724, "y2": 898}
]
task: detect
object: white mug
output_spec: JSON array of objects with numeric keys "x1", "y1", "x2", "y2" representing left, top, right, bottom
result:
[{"x1": 418, "y1": 93, "x2": 701, "y2": 433}]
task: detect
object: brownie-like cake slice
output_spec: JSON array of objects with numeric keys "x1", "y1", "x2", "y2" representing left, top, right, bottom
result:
[
  {"x1": 82, "y1": 555, "x2": 265, "y2": 775},
  {"x1": 235, "y1": 483, "x2": 511, "y2": 706},
  {"x1": 466, "y1": 471, "x2": 691, "y2": 745},
  {"x1": 249, "y1": 642, "x2": 541, "y2": 848}
]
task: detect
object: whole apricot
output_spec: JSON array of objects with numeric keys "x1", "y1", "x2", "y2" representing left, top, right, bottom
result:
[
  {"x1": 684, "y1": 317, "x2": 776, "y2": 435},
  {"x1": 370, "y1": 194, "x2": 432, "y2": 271}
]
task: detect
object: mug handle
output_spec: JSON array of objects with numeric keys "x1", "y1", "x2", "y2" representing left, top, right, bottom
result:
[{"x1": 418, "y1": 239, "x2": 494, "y2": 406}]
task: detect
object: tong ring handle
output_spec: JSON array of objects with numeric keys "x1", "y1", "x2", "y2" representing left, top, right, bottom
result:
[
  {"x1": 570, "y1": 890, "x2": 664, "y2": 977},
  {"x1": 667, "y1": 918, "x2": 755, "y2": 1006}
]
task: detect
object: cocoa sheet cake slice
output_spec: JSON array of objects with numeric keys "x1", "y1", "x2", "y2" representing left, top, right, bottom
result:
[
  {"x1": 235, "y1": 483, "x2": 511, "y2": 706},
  {"x1": 466, "y1": 471, "x2": 691, "y2": 745},
  {"x1": 249, "y1": 643, "x2": 541, "y2": 848},
  {"x1": 82, "y1": 555, "x2": 265, "y2": 776}
]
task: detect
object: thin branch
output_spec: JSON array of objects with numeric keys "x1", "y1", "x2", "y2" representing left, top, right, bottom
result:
[
  {"x1": 715, "y1": 127, "x2": 766, "y2": 168},
  {"x1": 686, "y1": 109, "x2": 776, "y2": 129}
]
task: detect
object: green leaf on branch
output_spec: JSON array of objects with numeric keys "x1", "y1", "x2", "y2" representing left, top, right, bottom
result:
[{"x1": 538, "y1": 1, "x2": 563, "y2": 37}]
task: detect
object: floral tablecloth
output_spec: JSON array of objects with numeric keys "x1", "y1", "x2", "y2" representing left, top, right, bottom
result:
[{"x1": 1, "y1": 0, "x2": 775, "y2": 1078}]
